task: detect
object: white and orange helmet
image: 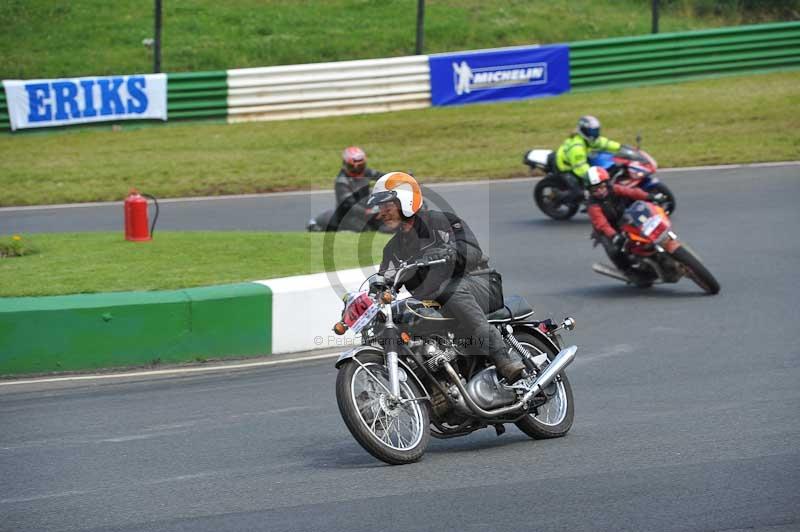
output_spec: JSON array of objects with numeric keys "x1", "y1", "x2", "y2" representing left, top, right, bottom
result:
[{"x1": 368, "y1": 172, "x2": 423, "y2": 217}]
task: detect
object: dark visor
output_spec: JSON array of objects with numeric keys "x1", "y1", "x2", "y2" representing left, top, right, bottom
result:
[{"x1": 367, "y1": 190, "x2": 397, "y2": 207}]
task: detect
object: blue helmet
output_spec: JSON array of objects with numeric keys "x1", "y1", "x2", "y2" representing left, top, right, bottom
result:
[{"x1": 577, "y1": 115, "x2": 601, "y2": 143}]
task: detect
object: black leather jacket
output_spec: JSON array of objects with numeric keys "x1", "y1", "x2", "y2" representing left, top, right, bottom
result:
[
  {"x1": 379, "y1": 209, "x2": 488, "y2": 300},
  {"x1": 334, "y1": 168, "x2": 382, "y2": 220}
]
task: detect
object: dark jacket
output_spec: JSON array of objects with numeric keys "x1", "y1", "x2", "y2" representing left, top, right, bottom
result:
[
  {"x1": 587, "y1": 184, "x2": 650, "y2": 238},
  {"x1": 334, "y1": 168, "x2": 382, "y2": 221},
  {"x1": 379, "y1": 209, "x2": 488, "y2": 300}
]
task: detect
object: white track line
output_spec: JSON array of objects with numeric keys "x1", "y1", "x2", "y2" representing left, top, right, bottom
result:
[
  {"x1": 1, "y1": 161, "x2": 797, "y2": 213},
  {"x1": 0, "y1": 352, "x2": 340, "y2": 387}
]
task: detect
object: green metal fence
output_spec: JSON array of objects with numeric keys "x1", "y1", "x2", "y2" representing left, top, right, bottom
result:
[{"x1": 570, "y1": 21, "x2": 800, "y2": 91}]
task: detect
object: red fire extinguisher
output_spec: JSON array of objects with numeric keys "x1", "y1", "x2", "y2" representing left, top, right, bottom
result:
[{"x1": 124, "y1": 189, "x2": 159, "y2": 241}]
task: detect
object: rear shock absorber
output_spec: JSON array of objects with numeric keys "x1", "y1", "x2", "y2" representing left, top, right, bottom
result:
[{"x1": 502, "y1": 325, "x2": 539, "y2": 373}]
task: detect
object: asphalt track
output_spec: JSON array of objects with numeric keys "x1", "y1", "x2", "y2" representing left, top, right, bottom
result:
[{"x1": 1, "y1": 165, "x2": 799, "y2": 532}]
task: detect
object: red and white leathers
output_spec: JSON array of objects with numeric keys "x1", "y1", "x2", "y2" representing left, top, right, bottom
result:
[{"x1": 587, "y1": 184, "x2": 650, "y2": 239}]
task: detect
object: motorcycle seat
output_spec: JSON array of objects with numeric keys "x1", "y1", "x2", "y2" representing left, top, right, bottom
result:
[{"x1": 486, "y1": 295, "x2": 534, "y2": 322}]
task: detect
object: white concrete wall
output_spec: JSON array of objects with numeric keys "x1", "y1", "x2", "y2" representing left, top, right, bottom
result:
[{"x1": 256, "y1": 266, "x2": 378, "y2": 354}]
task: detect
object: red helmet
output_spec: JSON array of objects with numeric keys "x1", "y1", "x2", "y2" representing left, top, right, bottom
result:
[
  {"x1": 587, "y1": 166, "x2": 610, "y2": 198},
  {"x1": 342, "y1": 146, "x2": 367, "y2": 178}
]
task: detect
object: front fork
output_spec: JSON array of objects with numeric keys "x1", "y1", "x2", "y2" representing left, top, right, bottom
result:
[
  {"x1": 378, "y1": 322, "x2": 403, "y2": 400},
  {"x1": 386, "y1": 350, "x2": 400, "y2": 398}
]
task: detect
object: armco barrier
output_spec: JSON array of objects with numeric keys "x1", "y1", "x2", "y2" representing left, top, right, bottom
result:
[
  {"x1": 226, "y1": 55, "x2": 430, "y2": 123},
  {"x1": 167, "y1": 70, "x2": 228, "y2": 120},
  {"x1": 0, "y1": 283, "x2": 271, "y2": 375},
  {"x1": 3, "y1": 21, "x2": 799, "y2": 132},
  {"x1": 570, "y1": 21, "x2": 800, "y2": 91},
  {"x1": 0, "y1": 90, "x2": 7, "y2": 130}
]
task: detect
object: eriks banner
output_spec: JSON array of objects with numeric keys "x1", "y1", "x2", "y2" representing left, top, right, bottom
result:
[{"x1": 2, "y1": 74, "x2": 168, "y2": 131}]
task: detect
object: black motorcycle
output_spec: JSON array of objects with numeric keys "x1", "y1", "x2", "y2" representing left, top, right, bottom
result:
[
  {"x1": 523, "y1": 146, "x2": 675, "y2": 220},
  {"x1": 307, "y1": 205, "x2": 385, "y2": 232},
  {"x1": 332, "y1": 258, "x2": 578, "y2": 465}
]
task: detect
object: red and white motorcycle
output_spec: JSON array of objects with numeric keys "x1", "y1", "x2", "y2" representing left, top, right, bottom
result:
[{"x1": 592, "y1": 200, "x2": 719, "y2": 294}]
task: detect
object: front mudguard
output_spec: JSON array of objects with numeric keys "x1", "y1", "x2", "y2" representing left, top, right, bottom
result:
[
  {"x1": 334, "y1": 345, "x2": 384, "y2": 369},
  {"x1": 334, "y1": 345, "x2": 431, "y2": 398}
]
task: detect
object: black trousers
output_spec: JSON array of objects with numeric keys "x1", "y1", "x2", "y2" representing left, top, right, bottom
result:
[
  {"x1": 597, "y1": 233, "x2": 633, "y2": 272},
  {"x1": 329, "y1": 205, "x2": 381, "y2": 232},
  {"x1": 559, "y1": 172, "x2": 585, "y2": 203},
  {"x1": 436, "y1": 274, "x2": 509, "y2": 362}
]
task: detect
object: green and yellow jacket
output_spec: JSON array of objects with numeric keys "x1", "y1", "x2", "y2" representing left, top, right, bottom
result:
[{"x1": 555, "y1": 133, "x2": 621, "y2": 185}]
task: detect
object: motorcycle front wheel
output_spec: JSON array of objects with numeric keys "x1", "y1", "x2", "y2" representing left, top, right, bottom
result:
[
  {"x1": 671, "y1": 246, "x2": 720, "y2": 295},
  {"x1": 533, "y1": 177, "x2": 580, "y2": 220},
  {"x1": 335, "y1": 354, "x2": 430, "y2": 465},
  {"x1": 514, "y1": 332, "x2": 575, "y2": 439}
]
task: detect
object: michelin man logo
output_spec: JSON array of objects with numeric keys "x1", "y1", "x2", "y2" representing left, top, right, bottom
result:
[
  {"x1": 453, "y1": 61, "x2": 473, "y2": 95},
  {"x1": 452, "y1": 60, "x2": 547, "y2": 95}
]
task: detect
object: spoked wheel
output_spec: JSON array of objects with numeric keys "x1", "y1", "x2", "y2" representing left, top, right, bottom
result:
[
  {"x1": 514, "y1": 333, "x2": 574, "y2": 439},
  {"x1": 534, "y1": 177, "x2": 580, "y2": 220},
  {"x1": 335, "y1": 354, "x2": 430, "y2": 465},
  {"x1": 671, "y1": 246, "x2": 720, "y2": 295}
]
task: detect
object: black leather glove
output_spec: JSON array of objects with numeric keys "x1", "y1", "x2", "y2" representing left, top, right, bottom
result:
[
  {"x1": 611, "y1": 233, "x2": 626, "y2": 251},
  {"x1": 421, "y1": 246, "x2": 456, "y2": 264},
  {"x1": 648, "y1": 192, "x2": 667, "y2": 203}
]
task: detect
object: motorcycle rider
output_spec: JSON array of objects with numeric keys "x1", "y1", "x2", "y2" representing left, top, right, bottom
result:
[
  {"x1": 586, "y1": 166, "x2": 665, "y2": 284},
  {"x1": 555, "y1": 115, "x2": 623, "y2": 203},
  {"x1": 367, "y1": 172, "x2": 526, "y2": 383},
  {"x1": 331, "y1": 146, "x2": 384, "y2": 231}
]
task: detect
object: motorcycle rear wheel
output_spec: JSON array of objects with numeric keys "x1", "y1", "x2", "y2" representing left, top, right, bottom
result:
[
  {"x1": 336, "y1": 354, "x2": 430, "y2": 465},
  {"x1": 534, "y1": 177, "x2": 579, "y2": 220},
  {"x1": 671, "y1": 246, "x2": 720, "y2": 295},
  {"x1": 514, "y1": 333, "x2": 574, "y2": 439}
]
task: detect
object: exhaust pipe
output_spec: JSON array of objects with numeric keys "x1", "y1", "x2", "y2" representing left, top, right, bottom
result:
[
  {"x1": 443, "y1": 345, "x2": 577, "y2": 419},
  {"x1": 521, "y1": 345, "x2": 577, "y2": 401},
  {"x1": 592, "y1": 262, "x2": 630, "y2": 283}
]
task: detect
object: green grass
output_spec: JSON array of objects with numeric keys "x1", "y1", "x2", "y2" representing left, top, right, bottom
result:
[
  {"x1": 2, "y1": 0, "x2": 795, "y2": 79},
  {"x1": 0, "y1": 231, "x2": 390, "y2": 297},
  {"x1": 0, "y1": 70, "x2": 798, "y2": 207}
]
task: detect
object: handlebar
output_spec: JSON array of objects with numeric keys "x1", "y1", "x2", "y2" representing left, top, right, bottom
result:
[{"x1": 391, "y1": 258, "x2": 448, "y2": 290}]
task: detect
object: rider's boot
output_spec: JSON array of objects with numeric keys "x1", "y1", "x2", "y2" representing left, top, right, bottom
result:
[
  {"x1": 492, "y1": 353, "x2": 526, "y2": 384},
  {"x1": 624, "y1": 268, "x2": 656, "y2": 288}
]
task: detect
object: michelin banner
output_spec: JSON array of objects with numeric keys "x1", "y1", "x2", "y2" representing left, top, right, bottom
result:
[
  {"x1": 428, "y1": 45, "x2": 569, "y2": 106},
  {"x1": 3, "y1": 74, "x2": 167, "y2": 131}
]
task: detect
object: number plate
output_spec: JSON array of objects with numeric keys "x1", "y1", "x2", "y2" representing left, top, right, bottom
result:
[
  {"x1": 350, "y1": 303, "x2": 380, "y2": 334},
  {"x1": 642, "y1": 215, "x2": 663, "y2": 236}
]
